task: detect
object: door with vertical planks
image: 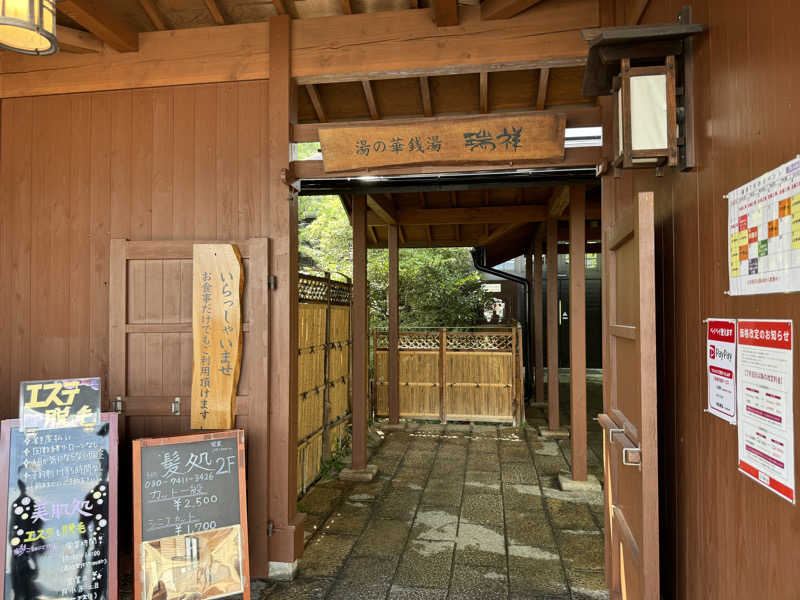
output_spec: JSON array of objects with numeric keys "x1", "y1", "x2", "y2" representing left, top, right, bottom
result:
[
  {"x1": 107, "y1": 238, "x2": 270, "y2": 568},
  {"x1": 598, "y1": 191, "x2": 659, "y2": 599}
]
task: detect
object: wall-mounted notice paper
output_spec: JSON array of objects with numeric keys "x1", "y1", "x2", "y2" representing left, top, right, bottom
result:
[
  {"x1": 706, "y1": 319, "x2": 737, "y2": 424},
  {"x1": 727, "y1": 156, "x2": 800, "y2": 295},
  {"x1": 737, "y1": 319, "x2": 794, "y2": 503}
]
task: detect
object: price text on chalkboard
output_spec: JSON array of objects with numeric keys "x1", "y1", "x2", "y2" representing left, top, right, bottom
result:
[{"x1": 133, "y1": 430, "x2": 250, "y2": 600}]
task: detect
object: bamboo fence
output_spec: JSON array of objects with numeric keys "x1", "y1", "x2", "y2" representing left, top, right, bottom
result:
[
  {"x1": 373, "y1": 326, "x2": 524, "y2": 424},
  {"x1": 297, "y1": 273, "x2": 352, "y2": 496}
]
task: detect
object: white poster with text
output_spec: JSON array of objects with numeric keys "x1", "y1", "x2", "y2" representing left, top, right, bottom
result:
[
  {"x1": 737, "y1": 319, "x2": 795, "y2": 503},
  {"x1": 707, "y1": 319, "x2": 737, "y2": 424}
]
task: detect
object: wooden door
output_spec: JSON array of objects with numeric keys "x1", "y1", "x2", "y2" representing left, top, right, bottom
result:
[
  {"x1": 598, "y1": 191, "x2": 659, "y2": 599},
  {"x1": 107, "y1": 238, "x2": 270, "y2": 568}
]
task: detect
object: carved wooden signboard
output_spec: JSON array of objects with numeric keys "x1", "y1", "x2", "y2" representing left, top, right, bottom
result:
[
  {"x1": 191, "y1": 244, "x2": 243, "y2": 430},
  {"x1": 133, "y1": 430, "x2": 250, "y2": 600},
  {"x1": 0, "y1": 414, "x2": 119, "y2": 600},
  {"x1": 318, "y1": 113, "x2": 566, "y2": 173}
]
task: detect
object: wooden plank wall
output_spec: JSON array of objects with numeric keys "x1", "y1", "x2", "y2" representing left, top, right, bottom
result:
[
  {"x1": 0, "y1": 80, "x2": 270, "y2": 418},
  {"x1": 602, "y1": 0, "x2": 800, "y2": 597}
]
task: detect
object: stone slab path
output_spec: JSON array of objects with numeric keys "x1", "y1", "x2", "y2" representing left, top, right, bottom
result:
[{"x1": 262, "y1": 414, "x2": 608, "y2": 600}]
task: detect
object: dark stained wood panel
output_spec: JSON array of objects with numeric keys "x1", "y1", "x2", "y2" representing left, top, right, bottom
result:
[
  {"x1": 601, "y1": 0, "x2": 800, "y2": 597},
  {"x1": 430, "y1": 73, "x2": 480, "y2": 115},
  {"x1": 0, "y1": 80, "x2": 270, "y2": 420}
]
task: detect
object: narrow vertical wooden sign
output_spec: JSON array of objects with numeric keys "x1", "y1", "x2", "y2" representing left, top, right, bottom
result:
[{"x1": 191, "y1": 244, "x2": 243, "y2": 430}]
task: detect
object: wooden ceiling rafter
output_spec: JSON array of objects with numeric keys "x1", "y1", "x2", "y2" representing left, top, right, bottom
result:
[
  {"x1": 419, "y1": 76, "x2": 433, "y2": 117},
  {"x1": 431, "y1": 0, "x2": 459, "y2": 27},
  {"x1": 419, "y1": 192, "x2": 433, "y2": 245},
  {"x1": 305, "y1": 84, "x2": 328, "y2": 122},
  {"x1": 549, "y1": 186, "x2": 570, "y2": 216},
  {"x1": 481, "y1": 0, "x2": 547, "y2": 20},
  {"x1": 202, "y1": 0, "x2": 226, "y2": 25},
  {"x1": 630, "y1": 0, "x2": 651, "y2": 25},
  {"x1": 374, "y1": 204, "x2": 549, "y2": 226},
  {"x1": 479, "y1": 222, "x2": 530, "y2": 246},
  {"x1": 273, "y1": 0, "x2": 300, "y2": 18},
  {"x1": 479, "y1": 71, "x2": 489, "y2": 113},
  {"x1": 58, "y1": 26, "x2": 103, "y2": 53},
  {"x1": 137, "y1": 0, "x2": 168, "y2": 30},
  {"x1": 368, "y1": 226, "x2": 378, "y2": 244},
  {"x1": 361, "y1": 80, "x2": 380, "y2": 119},
  {"x1": 339, "y1": 0, "x2": 353, "y2": 14},
  {"x1": 56, "y1": 0, "x2": 139, "y2": 52},
  {"x1": 366, "y1": 194, "x2": 398, "y2": 224},
  {"x1": 536, "y1": 67, "x2": 550, "y2": 109}
]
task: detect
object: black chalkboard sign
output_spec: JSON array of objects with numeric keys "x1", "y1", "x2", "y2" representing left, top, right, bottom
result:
[
  {"x1": 0, "y1": 414, "x2": 119, "y2": 600},
  {"x1": 133, "y1": 430, "x2": 250, "y2": 600}
]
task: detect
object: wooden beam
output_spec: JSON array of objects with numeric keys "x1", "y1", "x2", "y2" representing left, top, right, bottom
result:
[
  {"x1": 339, "y1": 0, "x2": 353, "y2": 14},
  {"x1": 420, "y1": 76, "x2": 434, "y2": 117},
  {"x1": 397, "y1": 205, "x2": 549, "y2": 226},
  {"x1": 420, "y1": 192, "x2": 433, "y2": 245},
  {"x1": 480, "y1": 71, "x2": 489, "y2": 113},
  {"x1": 546, "y1": 214, "x2": 559, "y2": 430},
  {"x1": 388, "y1": 224, "x2": 400, "y2": 424},
  {"x1": 409, "y1": 0, "x2": 419, "y2": 7},
  {"x1": 292, "y1": 2, "x2": 597, "y2": 84},
  {"x1": 352, "y1": 196, "x2": 369, "y2": 471},
  {"x1": 203, "y1": 0, "x2": 226, "y2": 25},
  {"x1": 533, "y1": 226, "x2": 545, "y2": 406},
  {"x1": 569, "y1": 185, "x2": 587, "y2": 481},
  {"x1": 630, "y1": 0, "x2": 650, "y2": 25},
  {"x1": 481, "y1": 0, "x2": 546, "y2": 20},
  {"x1": 56, "y1": 0, "x2": 139, "y2": 53},
  {"x1": 366, "y1": 195, "x2": 398, "y2": 224},
  {"x1": 362, "y1": 80, "x2": 380, "y2": 120},
  {"x1": 57, "y1": 26, "x2": 103, "y2": 54},
  {"x1": 305, "y1": 84, "x2": 327, "y2": 123},
  {"x1": 431, "y1": 0, "x2": 459, "y2": 26},
  {"x1": 266, "y1": 13, "x2": 302, "y2": 569},
  {"x1": 273, "y1": 0, "x2": 299, "y2": 17},
  {"x1": 549, "y1": 186, "x2": 570, "y2": 217},
  {"x1": 368, "y1": 226, "x2": 378, "y2": 244},
  {"x1": 292, "y1": 106, "x2": 601, "y2": 142},
  {"x1": 480, "y1": 222, "x2": 529, "y2": 246},
  {"x1": 451, "y1": 191, "x2": 460, "y2": 241},
  {"x1": 536, "y1": 67, "x2": 550, "y2": 110},
  {"x1": 137, "y1": 0, "x2": 168, "y2": 30}
]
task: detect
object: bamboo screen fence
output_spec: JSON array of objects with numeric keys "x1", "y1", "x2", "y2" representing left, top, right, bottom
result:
[
  {"x1": 297, "y1": 273, "x2": 352, "y2": 496},
  {"x1": 373, "y1": 327, "x2": 524, "y2": 425}
]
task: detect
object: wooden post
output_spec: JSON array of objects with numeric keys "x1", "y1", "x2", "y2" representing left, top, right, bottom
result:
[
  {"x1": 322, "y1": 273, "x2": 332, "y2": 461},
  {"x1": 533, "y1": 227, "x2": 545, "y2": 406},
  {"x1": 546, "y1": 215, "x2": 560, "y2": 430},
  {"x1": 372, "y1": 327, "x2": 378, "y2": 417},
  {"x1": 439, "y1": 328, "x2": 447, "y2": 423},
  {"x1": 569, "y1": 185, "x2": 587, "y2": 481},
  {"x1": 517, "y1": 326, "x2": 524, "y2": 424},
  {"x1": 266, "y1": 14, "x2": 303, "y2": 569},
  {"x1": 388, "y1": 224, "x2": 400, "y2": 424},
  {"x1": 511, "y1": 326, "x2": 518, "y2": 425},
  {"x1": 352, "y1": 195, "x2": 368, "y2": 471}
]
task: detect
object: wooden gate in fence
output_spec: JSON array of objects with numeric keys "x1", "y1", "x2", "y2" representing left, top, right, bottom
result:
[
  {"x1": 297, "y1": 273, "x2": 352, "y2": 496},
  {"x1": 373, "y1": 327, "x2": 524, "y2": 425}
]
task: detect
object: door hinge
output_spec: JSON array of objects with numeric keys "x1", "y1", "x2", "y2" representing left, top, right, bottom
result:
[
  {"x1": 113, "y1": 396, "x2": 123, "y2": 414},
  {"x1": 171, "y1": 397, "x2": 181, "y2": 415},
  {"x1": 267, "y1": 521, "x2": 274, "y2": 536},
  {"x1": 268, "y1": 275, "x2": 278, "y2": 290}
]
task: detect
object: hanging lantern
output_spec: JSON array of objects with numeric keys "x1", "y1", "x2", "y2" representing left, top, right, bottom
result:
[{"x1": 0, "y1": 0, "x2": 58, "y2": 55}]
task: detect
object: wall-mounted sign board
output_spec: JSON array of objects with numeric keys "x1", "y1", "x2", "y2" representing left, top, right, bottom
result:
[
  {"x1": 727, "y1": 155, "x2": 800, "y2": 295},
  {"x1": 191, "y1": 244, "x2": 243, "y2": 430},
  {"x1": 737, "y1": 319, "x2": 794, "y2": 503},
  {"x1": 133, "y1": 430, "x2": 250, "y2": 600},
  {"x1": 706, "y1": 319, "x2": 737, "y2": 424},
  {"x1": 319, "y1": 113, "x2": 566, "y2": 173},
  {"x1": 19, "y1": 377, "x2": 101, "y2": 432},
  {"x1": 0, "y1": 413, "x2": 118, "y2": 600}
]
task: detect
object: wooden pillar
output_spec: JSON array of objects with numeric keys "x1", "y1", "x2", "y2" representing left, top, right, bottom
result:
[
  {"x1": 533, "y1": 227, "x2": 545, "y2": 406},
  {"x1": 546, "y1": 215, "x2": 560, "y2": 430},
  {"x1": 266, "y1": 14, "x2": 303, "y2": 569},
  {"x1": 352, "y1": 195, "x2": 368, "y2": 470},
  {"x1": 569, "y1": 185, "x2": 587, "y2": 481},
  {"x1": 388, "y1": 224, "x2": 400, "y2": 424}
]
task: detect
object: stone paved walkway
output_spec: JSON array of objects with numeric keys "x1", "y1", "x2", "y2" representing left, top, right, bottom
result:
[{"x1": 263, "y1": 405, "x2": 608, "y2": 600}]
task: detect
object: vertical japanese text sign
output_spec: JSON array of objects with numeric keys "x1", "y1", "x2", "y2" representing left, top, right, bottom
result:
[
  {"x1": 706, "y1": 319, "x2": 737, "y2": 424},
  {"x1": 191, "y1": 245, "x2": 243, "y2": 430}
]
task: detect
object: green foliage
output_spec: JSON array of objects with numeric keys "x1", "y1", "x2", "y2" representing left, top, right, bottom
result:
[{"x1": 299, "y1": 195, "x2": 488, "y2": 329}]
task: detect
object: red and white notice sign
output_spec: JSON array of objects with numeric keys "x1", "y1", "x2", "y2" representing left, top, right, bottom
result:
[
  {"x1": 707, "y1": 319, "x2": 737, "y2": 424},
  {"x1": 737, "y1": 319, "x2": 795, "y2": 503}
]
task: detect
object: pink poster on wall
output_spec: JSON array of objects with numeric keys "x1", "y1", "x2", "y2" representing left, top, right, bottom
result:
[
  {"x1": 737, "y1": 319, "x2": 795, "y2": 503},
  {"x1": 707, "y1": 319, "x2": 737, "y2": 424}
]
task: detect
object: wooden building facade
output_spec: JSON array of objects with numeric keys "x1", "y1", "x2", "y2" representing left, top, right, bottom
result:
[{"x1": 0, "y1": 0, "x2": 797, "y2": 596}]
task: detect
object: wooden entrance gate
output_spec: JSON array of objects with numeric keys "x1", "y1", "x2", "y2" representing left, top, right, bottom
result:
[
  {"x1": 598, "y1": 192, "x2": 659, "y2": 599},
  {"x1": 107, "y1": 238, "x2": 271, "y2": 568},
  {"x1": 373, "y1": 327, "x2": 524, "y2": 424}
]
